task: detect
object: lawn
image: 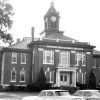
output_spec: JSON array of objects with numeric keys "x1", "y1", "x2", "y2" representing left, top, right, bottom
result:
[{"x1": 0, "y1": 92, "x2": 39, "y2": 100}]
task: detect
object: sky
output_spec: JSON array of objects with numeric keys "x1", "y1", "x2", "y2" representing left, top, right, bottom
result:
[{"x1": 5, "y1": 0, "x2": 100, "y2": 50}]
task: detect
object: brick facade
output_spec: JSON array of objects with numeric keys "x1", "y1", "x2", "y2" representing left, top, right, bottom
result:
[
  {"x1": 0, "y1": 2, "x2": 98, "y2": 88},
  {"x1": 0, "y1": 48, "x2": 32, "y2": 86}
]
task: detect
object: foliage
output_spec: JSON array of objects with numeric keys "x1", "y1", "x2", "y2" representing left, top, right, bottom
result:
[
  {"x1": 0, "y1": 0, "x2": 14, "y2": 45},
  {"x1": 27, "y1": 67, "x2": 52, "y2": 92},
  {"x1": 36, "y1": 67, "x2": 46, "y2": 87}
]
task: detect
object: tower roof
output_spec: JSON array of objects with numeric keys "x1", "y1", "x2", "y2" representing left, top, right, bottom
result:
[{"x1": 45, "y1": 2, "x2": 58, "y2": 17}]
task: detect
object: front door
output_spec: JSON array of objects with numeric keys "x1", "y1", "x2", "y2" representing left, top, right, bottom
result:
[{"x1": 60, "y1": 73, "x2": 70, "y2": 86}]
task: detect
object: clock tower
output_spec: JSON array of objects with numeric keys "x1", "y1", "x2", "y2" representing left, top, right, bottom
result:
[{"x1": 44, "y1": 2, "x2": 60, "y2": 32}]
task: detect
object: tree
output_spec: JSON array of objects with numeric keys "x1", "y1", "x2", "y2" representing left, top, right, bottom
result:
[
  {"x1": 88, "y1": 70, "x2": 96, "y2": 89},
  {"x1": 36, "y1": 67, "x2": 46, "y2": 89},
  {"x1": 37, "y1": 67, "x2": 46, "y2": 85},
  {"x1": 0, "y1": 0, "x2": 14, "y2": 45}
]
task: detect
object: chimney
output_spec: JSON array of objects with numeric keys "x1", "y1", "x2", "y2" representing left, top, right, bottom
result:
[
  {"x1": 17, "y1": 38, "x2": 20, "y2": 43},
  {"x1": 31, "y1": 27, "x2": 34, "y2": 41}
]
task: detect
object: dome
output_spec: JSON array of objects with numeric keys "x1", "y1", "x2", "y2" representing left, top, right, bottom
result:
[{"x1": 44, "y1": 2, "x2": 58, "y2": 17}]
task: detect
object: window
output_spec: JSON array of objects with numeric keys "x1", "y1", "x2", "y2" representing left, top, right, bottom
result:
[
  {"x1": 93, "y1": 58, "x2": 96, "y2": 68},
  {"x1": 11, "y1": 68, "x2": 16, "y2": 82},
  {"x1": 45, "y1": 71, "x2": 54, "y2": 83},
  {"x1": 82, "y1": 53, "x2": 86, "y2": 66},
  {"x1": 75, "y1": 52, "x2": 86, "y2": 66},
  {"x1": 60, "y1": 75, "x2": 63, "y2": 81},
  {"x1": 64, "y1": 75, "x2": 67, "y2": 81},
  {"x1": 76, "y1": 72, "x2": 79, "y2": 82},
  {"x1": 11, "y1": 52, "x2": 17, "y2": 64},
  {"x1": 83, "y1": 73, "x2": 86, "y2": 84},
  {"x1": 43, "y1": 49, "x2": 54, "y2": 64},
  {"x1": 47, "y1": 91, "x2": 54, "y2": 96},
  {"x1": 59, "y1": 51, "x2": 70, "y2": 67},
  {"x1": 21, "y1": 53, "x2": 26, "y2": 64},
  {"x1": 20, "y1": 69, "x2": 25, "y2": 82},
  {"x1": 39, "y1": 92, "x2": 46, "y2": 96},
  {"x1": 60, "y1": 74, "x2": 67, "y2": 82}
]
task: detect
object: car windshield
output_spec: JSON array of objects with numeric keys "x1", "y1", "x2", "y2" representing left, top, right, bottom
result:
[
  {"x1": 74, "y1": 90, "x2": 100, "y2": 97},
  {"x1": 74, "y1": 91, "x2": 83, "y2": 97},
  {"x1": 55, "y1": 91, "x2": 69, "y2": 96},
  {"x1": 83, "y1": 91, "x2": 100, "y2": 97}
]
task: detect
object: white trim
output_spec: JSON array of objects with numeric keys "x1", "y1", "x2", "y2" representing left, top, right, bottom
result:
[
  {"x1": 11, "y1": 68, "x2": 16, "y2": 82},
  {"x1": 59, "y1": 51, "x2": 70, "y2": 67},
  {"x1": 38, "y1": 48, "x2": 43, "y2": 51},
  {"x1": 20, "y1": 69, "x2": 26, "y2": 82},
  {"x1": 76, "y1": 72, "x2": 79, "y2": 82},
  {"x1": 55, "y1": 49, "x2": 60, "y2": 52},
  {"x1": 43, "y1": 49, "x2": 54, "y2": 64},
  {"x1": 21, "y1": 53, "x2": 26, "y2": 64},
  {"x1": 86, "y1": 52, "x2": 91, "y2": 54},
  {"x1": 11, "y1": 52, "x2": 17, "y2": 64},
  {"x1": 16, "y1": 84, "x2": 27, "y2": 87},
  {"x1": 75, "y1": 52, "x2": 86, "y2": 66},
  {"x1": 71, "y1": 51, "x2": 75, "y2": 53},
  {"x1": 32, "y1": 50, "x2": 34, "y2": 64},
  {"x1": 1, "y1": 53, "x2": 5, "y2": 85},
  {"x1": 82, "y1": 73, "x2": 83, "y2": 84},
  {"x1": 45, "y1": 71, "x2": 54, "y2": 83},
  {"x1": 84, "y1": 72, "x2": 86, "y2": 84}
]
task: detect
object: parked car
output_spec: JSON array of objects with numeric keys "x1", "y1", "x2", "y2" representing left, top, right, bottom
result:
[
  {"x1": 73, "y1": 89, "x2": 100, "y2": 100},
  {"x1": 38, "y1": 89, "x2": 70, "y2": 96},
  {"x1": 22, "y1": 89, "x2": 82, "y2": 100}
]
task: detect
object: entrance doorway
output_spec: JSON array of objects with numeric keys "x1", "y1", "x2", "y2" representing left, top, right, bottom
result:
[{"x1": 60, "y1": 73, "x2": 70, "y2": 86}]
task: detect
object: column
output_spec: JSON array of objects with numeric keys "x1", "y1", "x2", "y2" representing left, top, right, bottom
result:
[
  {"x1": 56, "y1": 69, "x2": 60, "y2": 87},
  {"x1": 72, "y1": 71, "x2": 76, "y2": 87}
]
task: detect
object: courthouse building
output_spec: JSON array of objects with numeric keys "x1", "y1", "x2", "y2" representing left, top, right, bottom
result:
[{"x1": 0, "y1": 2, "x2": 97, "y2": 87}]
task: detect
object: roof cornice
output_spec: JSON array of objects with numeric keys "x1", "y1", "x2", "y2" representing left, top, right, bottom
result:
[
  {"x1": 28, "y1": 40, "x2": 95, "y2": 49},
  {"x1": 0, "y1": 47, "x2": 32, "y2": 53}
]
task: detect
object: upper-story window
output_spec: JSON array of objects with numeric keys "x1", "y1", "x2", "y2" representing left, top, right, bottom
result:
[
  {"x1": 21, "y1": 53, "x2": 26, "y2": 64},
  {"x1": 11, "y1": 68, "x2": 16, "y2": 82},
  {"x1": 93, "y1": 58, "x2": 100, "y2": 68},
  {"x1": 75, "y1": 52, "x2": 86, "y2": 66},
  {"x1": 93, "y1": 58, "x2": 96, "y2": 68},
  {"x1": 43, "y1": 49, "x2": 54, "y2": 64},
  {"x1": 59, "y1": 51, "x2": 70, "y2": 67},
  {"x1": 11, "y1": 52, "x2": 17, "y2": 64}
]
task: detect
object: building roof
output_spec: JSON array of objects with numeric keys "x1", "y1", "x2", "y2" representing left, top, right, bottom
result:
[
  {"x1": 8, "y1": 37, "x2": 32, "y2": 49},
  {"x1": 93, "y1": 50, "x2": 100, "y2": 55},
  {"x1": 44, "y1": 32, "x2": 77, "y2": 41}
]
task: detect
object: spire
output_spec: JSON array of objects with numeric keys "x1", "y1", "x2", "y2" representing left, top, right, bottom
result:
[
  {"x1": 44, "y1": 1, "x2": 58, "y2": 17},
  {"x1": 51, "y1": 1, "x2": 54, "y2": 7}
]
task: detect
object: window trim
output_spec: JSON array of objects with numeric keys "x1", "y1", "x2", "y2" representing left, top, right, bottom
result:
[
  {"x1": 60, "y1": 74, "x2": 67, "y2": 82},
  {"x1": 75, "y1": 52, "x2": 86, "y2": 66},
  {"x1": 11, "y1": 52, "x2": 17, "y2": 64},
  {"x1": 20, "y1": 70, "x2": 26, "y2": 82},
  {"x1": 21, "y1": 53, "x2": 26, "y2": 64},
  {"x1": 59, "y1": 51, "x2": 70, "y2": 67},
  {"x1": 45, "y1": 71, "x2": 54, "y2": 83},
  {"x1": 43, "y1": 49, "x2": 54, "y2": 64},
  {"x1": 10, "y1": 68, "x2": 16, "y2": 82}
]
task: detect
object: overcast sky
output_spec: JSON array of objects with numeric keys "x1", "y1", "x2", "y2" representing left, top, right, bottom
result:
[{"x1": 8, "y1": 0, "x2": 100, "y2": 50}]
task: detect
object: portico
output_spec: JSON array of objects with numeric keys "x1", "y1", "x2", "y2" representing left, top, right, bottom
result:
[{"x1": 55, "y1": 67, "x2": 76, "y2": 87}]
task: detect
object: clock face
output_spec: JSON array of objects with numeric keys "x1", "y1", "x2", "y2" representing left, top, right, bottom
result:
[{"x1": 51, "y1": 16, "x2": 56, "y2": 22}]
